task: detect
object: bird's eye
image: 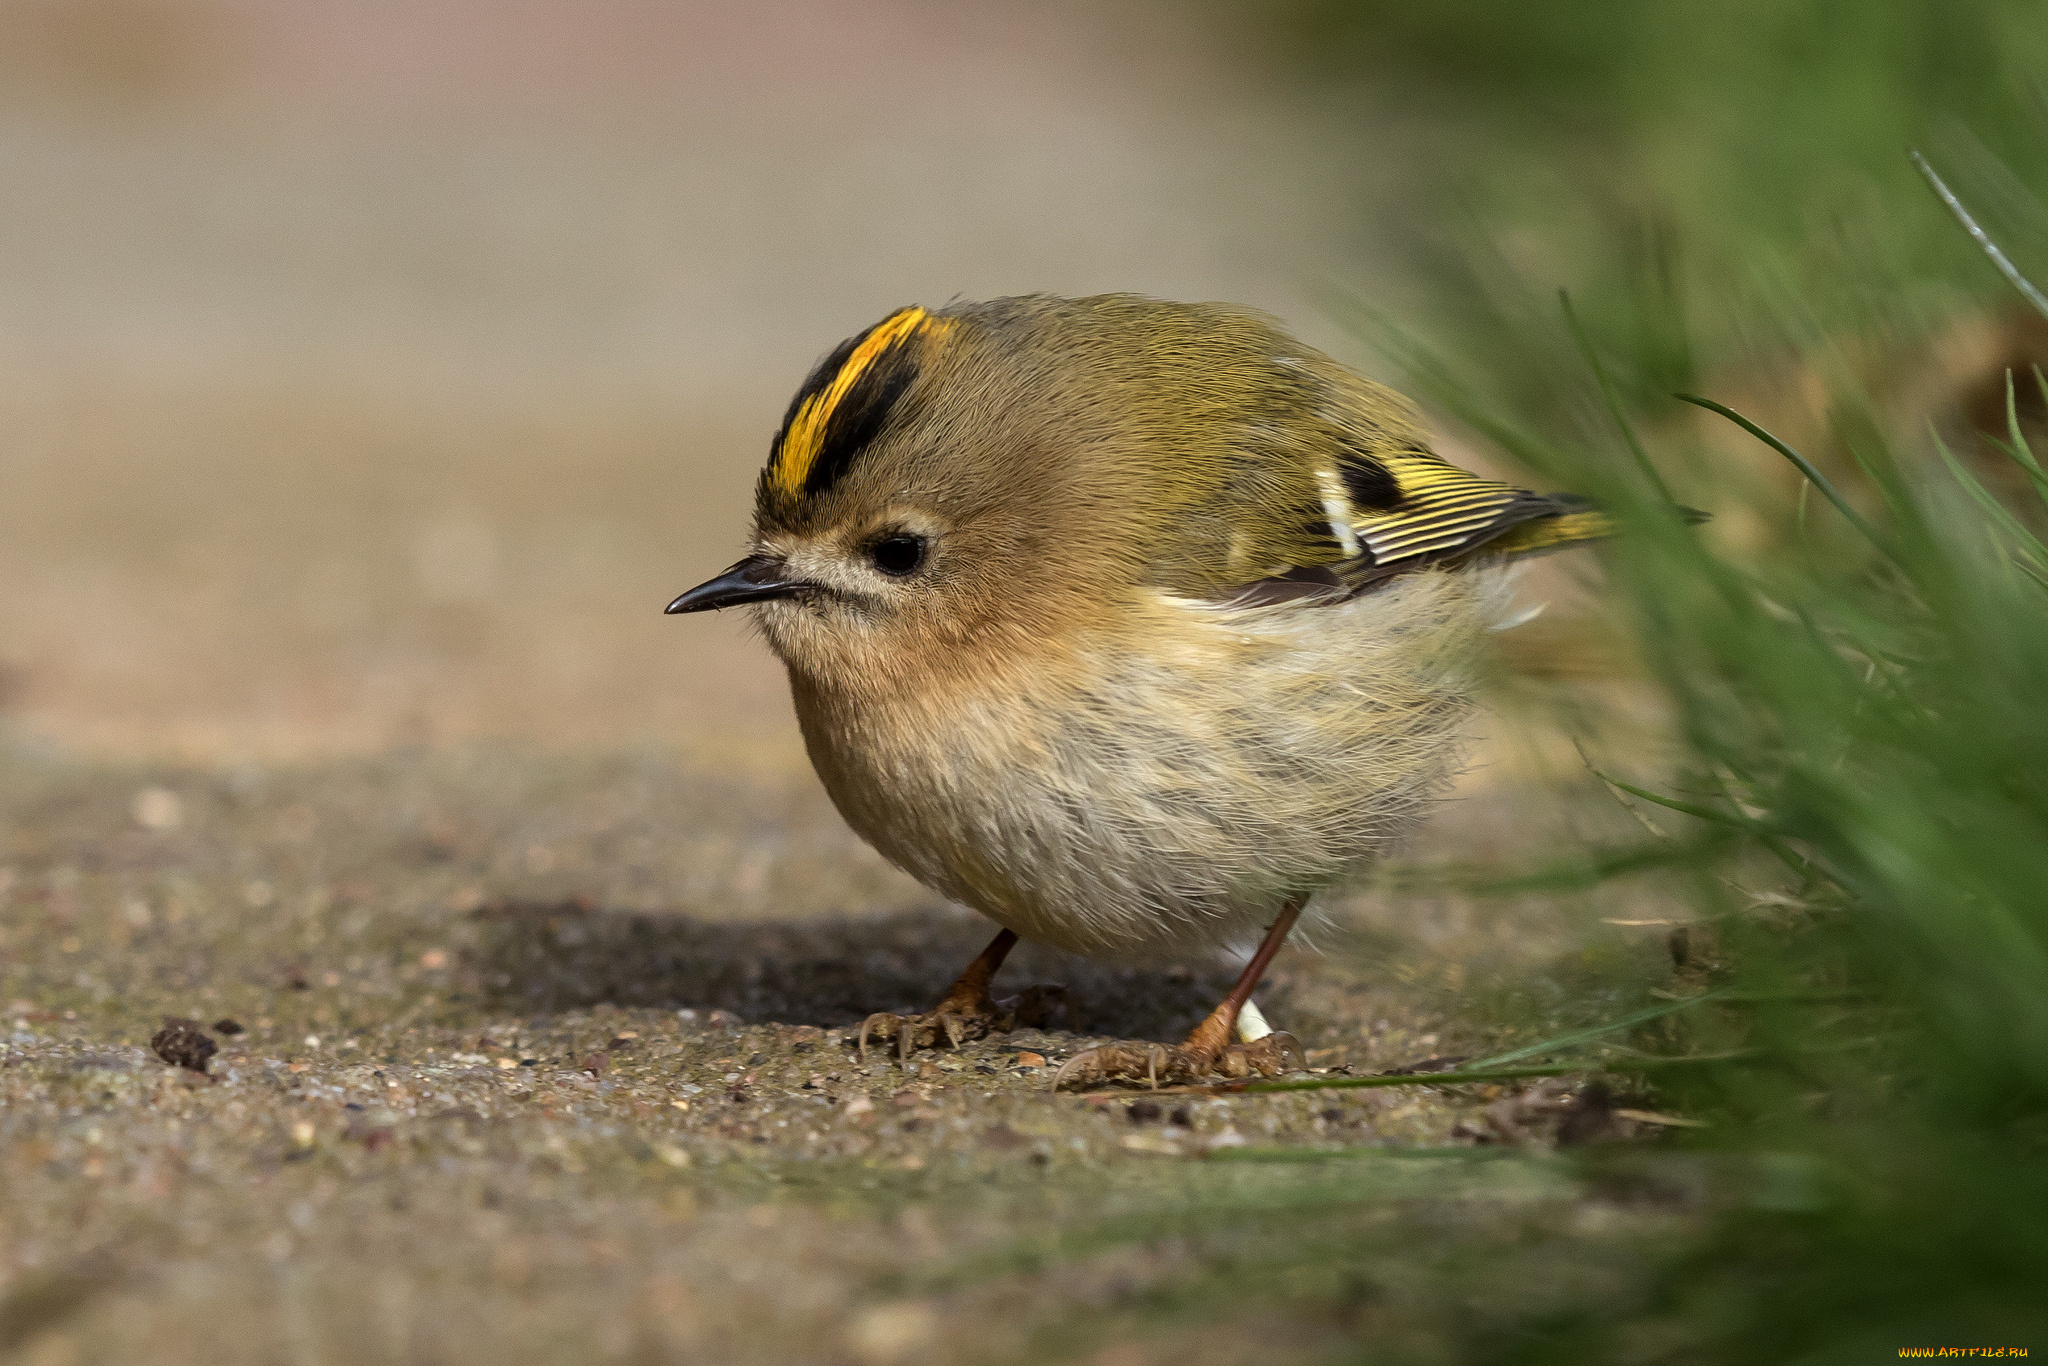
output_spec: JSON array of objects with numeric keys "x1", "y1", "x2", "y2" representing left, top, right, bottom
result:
[{"x1": 868, "y1": 533, "x2": 927, "y2": 577}]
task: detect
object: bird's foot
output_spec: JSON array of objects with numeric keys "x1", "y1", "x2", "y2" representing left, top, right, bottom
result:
[
  {"x1": 857, "y1": 984, "x2": 1066, "y2": 1065},
  {"x1": 1052, "y1": 1031, "x2": 1304, "y2": 1091}
]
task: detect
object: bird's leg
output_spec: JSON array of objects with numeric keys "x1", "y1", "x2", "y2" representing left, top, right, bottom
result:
[
  {"x1": 856, "y1": 928, "x2": 1067, "y2": 1065},
  {"x1": 1052, "y1": 902, "x2": 1307, "y2": 1091}
]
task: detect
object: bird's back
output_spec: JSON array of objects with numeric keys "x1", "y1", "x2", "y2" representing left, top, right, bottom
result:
[{"x1": 917, "y1": 295, "x2": 1606, "y2": 606}]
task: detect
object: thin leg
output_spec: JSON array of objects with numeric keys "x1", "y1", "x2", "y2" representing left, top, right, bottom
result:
[
  {"x1": 926, "y1": 929, "x2": 1017, "y2": 1017},
  {"x1": 1173, "y1": 902, "x2": 1301, "y2": 1064},
  {"x1": 1053, "y1": 901, "x2": 1308, "y2": 1091},
  {"x1": 857, "y1": 928, "x2": 1067, "y2": 1064}
]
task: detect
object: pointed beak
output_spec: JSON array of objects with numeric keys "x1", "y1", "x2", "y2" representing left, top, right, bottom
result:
[{"x1": 665, "y1": 555, "x2": 814, "y2": 614}]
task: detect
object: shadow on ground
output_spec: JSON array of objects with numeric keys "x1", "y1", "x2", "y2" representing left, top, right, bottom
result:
[{"x1": 467, "y1": 901, "x2": 1281, "y2": 1042}]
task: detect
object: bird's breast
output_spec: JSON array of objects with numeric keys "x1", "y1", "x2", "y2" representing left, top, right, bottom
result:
[{"x1": 785, "y1": 573, "x2": 1490, "y2": 956}]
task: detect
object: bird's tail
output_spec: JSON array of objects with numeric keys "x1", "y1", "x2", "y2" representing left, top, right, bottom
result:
[{"x1": 1485, "y1": 497, "x2": 1706, "y2": 561}]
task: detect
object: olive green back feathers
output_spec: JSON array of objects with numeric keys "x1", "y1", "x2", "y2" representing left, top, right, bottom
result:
[{"x1": 755, "y1": 294, "x2": 1608, "y2": 606}]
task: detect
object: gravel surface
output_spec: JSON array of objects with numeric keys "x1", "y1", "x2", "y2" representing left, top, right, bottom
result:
[{"x1": 0, "y1": 745, "x2": 1690, "y2": 1365}]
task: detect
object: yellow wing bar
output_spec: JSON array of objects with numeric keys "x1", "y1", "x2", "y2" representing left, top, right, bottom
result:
[{"x1": 1346, "y1": 446, "x2": 1581, "y2": 567}]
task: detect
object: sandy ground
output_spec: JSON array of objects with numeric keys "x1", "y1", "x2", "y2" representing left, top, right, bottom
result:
[
  {"x1": 0, "y1": 5, "x2": 1702, "y2": 1361},
  {"x1": 0, "y1": 743, "x2": 1704, "y2": 1366}
]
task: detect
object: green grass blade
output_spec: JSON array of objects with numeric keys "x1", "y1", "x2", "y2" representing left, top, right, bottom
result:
[
  {"x1": 1996, "y1": 369, "x2": 2048, "y2": 515},
  {"x1": 1915, "y1": 150, "x2": 2048, "y2": 323},
  {"x1": 1588, "y1": 770, "x2": 1765, "y2": 832},
  {"x1": 1933, "y1": 433, "x2": 2048, "y2": 578},
  {"x1": 1593, "y1": 768, "x2": 1821, "y2": 880},
  {"x1": 1462, "y1": 990, "x2": 1735, "y2": 1068},
  {"x1": 1227, "y1": 1049, "x2": 1756, "y2": 1096},
  {"x1": 1206, "y1": 1146, "x2": 1552, "y2": 1164},
  {"x1": 1675, "y1": 393, "x2": 1899, "y2": 567}
]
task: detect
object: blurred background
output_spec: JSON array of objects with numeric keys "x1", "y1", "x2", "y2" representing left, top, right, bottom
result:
[
  {"x1": 0, "y1": 0, "x2": 1424, "y2": 765},
  {"x1": 7, "y1": 0, "x2": 2045, "y2": 770}
]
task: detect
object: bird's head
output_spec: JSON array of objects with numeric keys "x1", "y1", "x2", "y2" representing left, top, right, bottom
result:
[{"x1": 667, "y1": 296, "x2": 1362, "y2": 691}]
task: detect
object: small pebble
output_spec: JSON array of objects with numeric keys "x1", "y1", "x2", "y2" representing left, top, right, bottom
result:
[{"x1": 151, "y1": 1018, "x2": 217, "y2": 1074}]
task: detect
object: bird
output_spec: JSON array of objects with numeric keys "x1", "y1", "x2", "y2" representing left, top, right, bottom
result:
[{"x1": 666, "y1": 294, "x2": 1612, "y2": 1089}]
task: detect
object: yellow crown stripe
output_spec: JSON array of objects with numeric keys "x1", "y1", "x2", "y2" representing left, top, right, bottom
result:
[{"x1": 771, "y1": 307, "x2": 936, "y2": 496}]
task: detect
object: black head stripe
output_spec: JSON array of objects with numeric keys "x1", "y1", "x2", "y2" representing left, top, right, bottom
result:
[
  {"x1": 770, "y1": 328, "x2": 870, "y2": 462},
  {"x1": 765, "y1": 307, "x2": 934, "y2": 502},
  {"x1": 804, "y1": 340, "x2": 920, "y2": 496}
]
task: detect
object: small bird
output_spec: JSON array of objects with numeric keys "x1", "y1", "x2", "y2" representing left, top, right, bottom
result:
[{"x1": 668, "y1": 295, "x2": 1610, "y2": 1089}]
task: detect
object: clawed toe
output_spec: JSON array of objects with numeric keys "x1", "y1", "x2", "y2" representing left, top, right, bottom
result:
[
  {"x1": 1052, "y1": 1031, "x2": 1305, "y2": 1091},
  {"x1": 855, "y1": 1010, "x2": 958, "y2": 1064},
  {"x1": 854, "y1": 1007, "x2": 991, "y2": 1065},
  {"x1": 855, "y1": 1010, "x2": 909, "y2": 1065},
  {"x1": 853, "y1": 982, "x2": 1068, "y2": 1066},
  {"x1": 1215, "y1": 1031, "x2": 1304, "y2": 1079},
  {"x1": 1053, "y1": 1041, "x2": 1187, "y2": 1091}
]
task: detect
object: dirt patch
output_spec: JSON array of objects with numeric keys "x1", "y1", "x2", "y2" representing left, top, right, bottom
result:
[{"x1": 0, "y1": 745, "x2": 1692, "y2": 1364}]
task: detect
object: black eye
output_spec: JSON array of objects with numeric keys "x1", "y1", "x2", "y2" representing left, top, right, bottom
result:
[{"x1": 868, "y1": 533, "x2": 927, "y2": 577}]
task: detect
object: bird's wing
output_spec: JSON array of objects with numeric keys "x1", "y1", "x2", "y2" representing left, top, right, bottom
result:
[
  {"x1": 1336, "y1": 443, "x2": 1608, "y2": 580},
  {"x1": 1217, "y1": 442, "x2": 1611, "y2": 607},
  {"x1": 1145, "y1": 337, "x2": 1616, "y2": 603}
]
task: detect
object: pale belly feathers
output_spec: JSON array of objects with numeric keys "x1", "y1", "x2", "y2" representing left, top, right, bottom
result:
[{"x1": 791, "y1": 569, "x2": 1495, "y2": 958}]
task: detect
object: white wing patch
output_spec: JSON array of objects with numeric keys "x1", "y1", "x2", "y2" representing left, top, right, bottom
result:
[{"x1": 1313, "y1": 464, "x2": 1363, "y2": 559}]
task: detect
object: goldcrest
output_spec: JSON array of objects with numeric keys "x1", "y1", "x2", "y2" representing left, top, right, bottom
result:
[{"x1": 668, "y1": 294, "x2": 1609, "y2": 1088}]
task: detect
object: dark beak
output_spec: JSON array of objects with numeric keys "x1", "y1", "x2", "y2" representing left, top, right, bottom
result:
[{"x1": 665, "y1": 555, "x2": 814, "y2": 614}]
